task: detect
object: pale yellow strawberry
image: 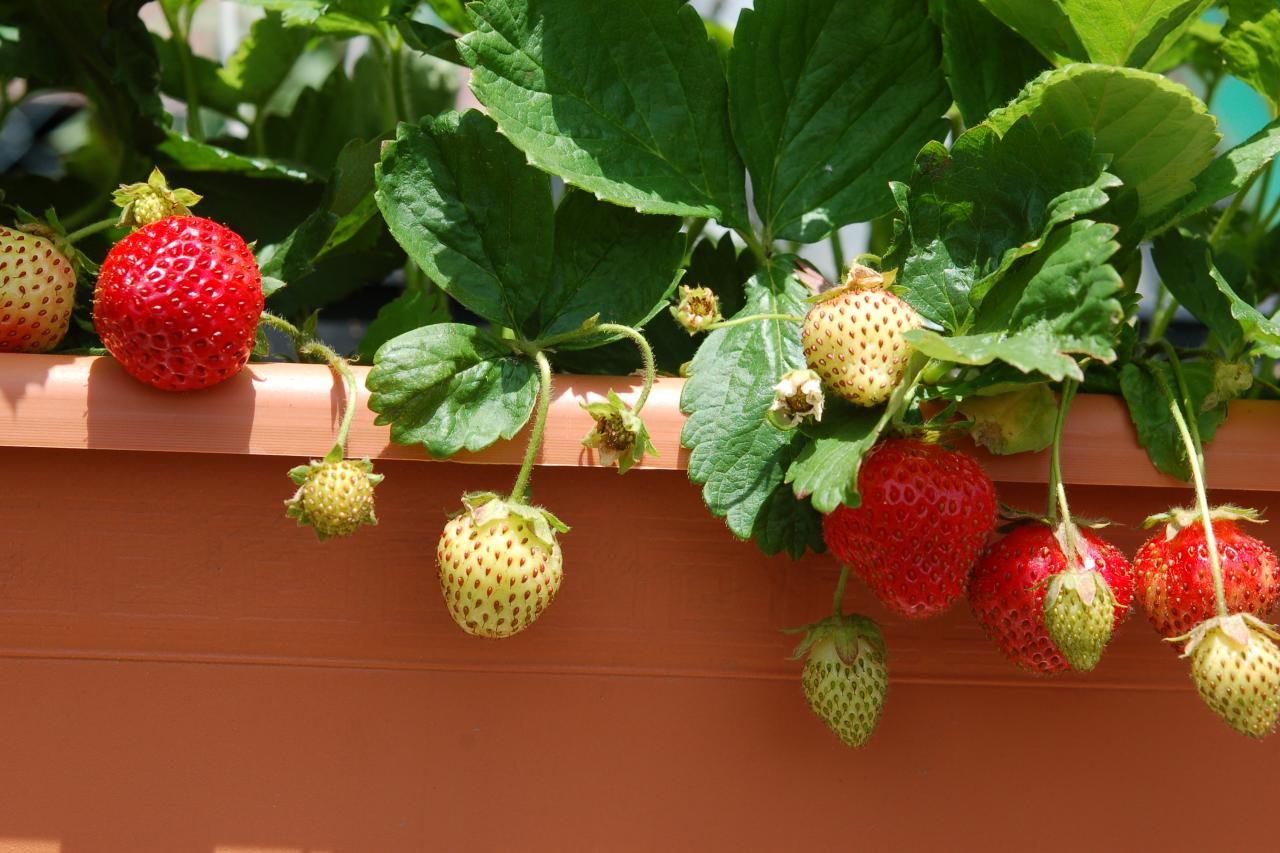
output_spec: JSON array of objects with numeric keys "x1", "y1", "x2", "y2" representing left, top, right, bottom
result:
[{"x1": 801, "y1": 265, "x2": 921, "y2": 407}]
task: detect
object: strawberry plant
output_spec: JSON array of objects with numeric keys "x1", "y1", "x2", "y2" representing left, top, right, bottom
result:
[{"x1": 7, "y1": 0, "x2": 1280, "y2": 741}]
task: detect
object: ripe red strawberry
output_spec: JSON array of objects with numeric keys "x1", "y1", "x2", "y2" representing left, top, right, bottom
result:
[
  {"x1": 969, "y1": 522, "x2": 1134, "y2": 674},
  {"x1": 1133, "y1": 512, "x2": 1280, "y2": 641},
  {"x1": 0, "y1": 225, "x2": 76, "y2": 353},
  {"x1": 801, "y1": 264, "x2": 922, "y2": 407},
  {"x1": 823, "y1": 438, "x2": 996, "y2": 619},
  {"x1": 94, "y1": 216, "x2": 263, "y2": 391},
  {"x1": 790, "y1": 613, "x2": 887, "y2": 748},
  {"x1": 437, "y1": 493, "x2": 567, "y2": 639}
]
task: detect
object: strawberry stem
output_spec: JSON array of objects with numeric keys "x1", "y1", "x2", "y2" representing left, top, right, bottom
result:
[
  {"x1": 1045, "y1": 379, "x2": 1078, "y2": 524},
  {"x1": 701, "y1": 313, "x2": 804, "y2": 331},
  {"x1": 260, "y1": 312, "x2": 359, "y2": 457},
  {"x1": 832, "y1": 564, "x2": 850, "y2": 617},
  {"x1": 594, "y1": 323, "x2": 656, "y2": 413},
  {"x1": 63, "y1": 217, "x2": 117, "y2": 244},
  {"x1": 510, "y1": 350, "x2": 553, "y2": 504},
  {"x1": 1147, "y1": 351, "x2": 1230, "y2": 617}
]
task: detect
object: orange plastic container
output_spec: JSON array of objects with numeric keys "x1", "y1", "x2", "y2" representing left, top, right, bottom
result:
[{"x1": 0, "y1": 356, "x2": 1275, "y2": 852}]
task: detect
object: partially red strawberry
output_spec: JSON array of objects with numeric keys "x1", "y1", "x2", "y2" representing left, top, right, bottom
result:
[
  {"x1": 1133, "y1": 509, "x2": 1280, "y2": 641},
  {"x1": 969, "y1": 522, "x2": 1134, "y2": 674},
  {"x1": 0, "y1": 225, "x2": 76, "y2": 353},
  {"x1": 823, "y1": 438, "x2": 997, "y2": 619},
  {"x1": 94, "y1": 216, "x2": 263, "y2": 391}
]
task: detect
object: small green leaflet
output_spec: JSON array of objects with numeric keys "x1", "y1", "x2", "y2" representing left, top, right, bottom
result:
[
  {"x1": 978, "y1": 0, "x2": 1210, "y2": 68},
  {"x1": 957, "y1": 384, "x2": 1058, "y2": 455},
  {"x1": 366, "y1": 323, "x2": 539, "y2": 458},
  {"x1": 1145, "y1": 117, "x2": 1280, "y2": 235},
  {"x1": 1209, "y1": 259, "x2": 1280, "y2": 358},
  {"x1": 460, "y1": 0, "x2": 748, "y2": 226},
  {"x1": 987, "y1": 64, "x2": 1220, "y2": 223},
  {"x1": 889, "y1": 118, "x2": 1116, "y2": 331},
  {"x1": 375, "y1": 112, "x2": 684, "y2": 341},
  {"x1": 728, "y1": 0, "x2": 950, "y2": 243},
  {"x1": 157, "y1": 133, "x2": 316, "y2": 182},
  {"x1": 785, "y1": 400, "x2": 885, "y2": 515},
  {"x1": 1222, "y1": 0, "x2": 1280, "y2": 112},
  {"x1": 906, "y1": 220, "x2": 1124, "y2": 381},
  {"x1": 680, "y1": 257, "x2": 813, "y2": 551},
  {"x1": 357, "y1": 283, "x2": 451, "y2": 363}
]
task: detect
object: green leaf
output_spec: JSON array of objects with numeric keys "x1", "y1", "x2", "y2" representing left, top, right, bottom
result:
[
  {"x1": 375, "y1": 111, "x2": 554, "y2": 332},
  {"x1": 538, "y1": 190, "x2": 684, "y2": 345},
  {"x1": 681, "y1": 257, "x2": 808, "y2": 541},
  {"x1": 367, "y1": 323, "x2": 538, "y2": 457},
  {"x1": 978, "y1": 0, "x2": 1211, "y2": 67},
  {"x1": 156, "y1": 133, "x2": 317, "y2": 182},
  {"x1": 1120, "y1": 360, "x2": 1236, "y2": 481},
  {"x1": 460, "y1": 0, "x2": 748, "y2": 225},
  {"x1": 784, "y1": 406, "x2": 882, "y2": 514},
  {"x1": 728, "y1": 0, "x2": 949, "y2": 243},
  {"x1": 425, "y1": 0, "x2": 472, "y2": 32},
  {"x1": 907, "y1": 219, "x2": 1125, "y2": 381},
  {"x1": 891, "y1": 119, "x2": 1116, "y2": 331},
  {"x1": 1223, "y1": 0, "x2": 1280, "y2": 111},
  {"x1": 1209, "y1": 256, "x2": 1280, "y2": 357},
  {"x1": 937, "y1": 0, "x2": 1050, "y2": 128},
  {"x1": 1147, "y1": 17, "x2": 1225, "y2": 74},
  {"x1": 152, "y1": 34, "x2": 244, "y2": 116},
  {"x1": 987, "y1": 64, "x2": 1221, "y2": 223},
  {"x1": 957, "y1": 384, "x2": 1057, "y2": 455},
  {"x1": 218, "y1": 11, "x2": 310, "y2": 108},
  {"x1": 752, "y1": 461, "x2": 827, "y2": 559},
  {"x1": 1146, "y1": 117, "x2": 1280, "y2": 234},
  {"x1": 358, "y1": 284, "x2": 452, "y2": 363},
  {"x1": 249, "y1": 0, "x2": 388, "y2": 37},
  {"x1": 1060, "y1": 0, "x2": 1213, "y2": 67},
  {"x1": 1151, "y1": 230, "x2": 1245, "y2": 356},
  {"x1": 976, "y1": 0, "x2": 1086, "y2": 63}
]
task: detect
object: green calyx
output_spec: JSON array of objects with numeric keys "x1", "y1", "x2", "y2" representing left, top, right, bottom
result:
[
  {"x1": 580, "y1": 389, "x2": 657, "y2": 474},
  {"x1": 1043, "y1": 568, "x2": 1117, "y2": 672},
  {"x1": 459, "y1": 491, "x2": 569, "y2": 552},
  {"x1": 112, "y1": 167, "x2": 203, "y2": 230},
  {"x1": 787, "y1": 612, "x2": 886, "y2": 665},
  {"x1": 285, "y1": 455, "x2": 383, "y2": 541},
  {"x1": 1141, "y1": 504, "x2": 1265, "y2": 539}
]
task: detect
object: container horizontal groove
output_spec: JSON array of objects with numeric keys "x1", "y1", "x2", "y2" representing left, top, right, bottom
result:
[{"x1": 0, "y1": 354, "x2": 1275, "y2": 490}]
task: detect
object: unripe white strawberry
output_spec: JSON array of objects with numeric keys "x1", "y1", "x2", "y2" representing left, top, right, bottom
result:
[
  {"x1": 801, "y1": 264, "x2": 921, "y2": 406},
  {"x1": 1179, "y1": 613, "x2": 1280, "y2": 739},
  {"x1": 0, "y1": 225, "x2": 76, "y2": 353},
  {"x1": 791, "y1": 614, "x2": 887, "y2": 748},
  {"x1": 437, "y1": 493, "x2": 567, "y2": 639}
]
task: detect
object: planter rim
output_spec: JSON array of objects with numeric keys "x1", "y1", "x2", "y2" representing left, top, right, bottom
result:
[{"x1": 0, "y1": 354, "x2": 1275, "y2": 491}]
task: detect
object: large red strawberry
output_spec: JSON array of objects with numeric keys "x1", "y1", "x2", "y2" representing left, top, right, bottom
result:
[
  {"x1": 94, "y1": 216, "x2": 263, "y2": 391},
  {"x1": 823, "y1": 438, "x2": 997, "y2": 619},
  {"x1": 1133, "y1": 510, "x2": 1280, "y2": 641},
  {"x1": 969, "y1": 522, "x2": 1134, "y2": 674},
  {"x1": 0, "y1": 225, "x2": 76, "y2": 353}
]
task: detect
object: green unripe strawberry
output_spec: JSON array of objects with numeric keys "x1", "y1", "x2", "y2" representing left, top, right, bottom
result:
[
  {"x1": 1179, "y1": 613, "x2": 1280, "y2": 739},
  {"x1": 437, "y1": 493, "x2": 568, "y2": 639},
  {"x1": 1044, "y1": 569, "x2": 1118, "y2": 672},
  {"x1": 791, "y1": 614, "x2": 887, "y2": 748},
  {"x1": 285, "y1": 457, "x2": 382, "y2": 540},
  {"x1": 801, "y1": 265, "x2": 921, "y2": 407}
]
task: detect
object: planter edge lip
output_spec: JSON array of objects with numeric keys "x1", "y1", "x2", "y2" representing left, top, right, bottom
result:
[{"x1": 0, "y1": 354, "x2": 1274, "y2": 491}]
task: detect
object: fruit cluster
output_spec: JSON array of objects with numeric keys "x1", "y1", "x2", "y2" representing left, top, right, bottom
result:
[{"x1": 774, "y1": 268, "x2": 1280, "y2": 747}]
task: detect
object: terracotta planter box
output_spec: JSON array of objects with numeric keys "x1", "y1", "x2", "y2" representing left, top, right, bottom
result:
[{"x1": 0, "y1": 354, "x2": 1276, "y2": 851}]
